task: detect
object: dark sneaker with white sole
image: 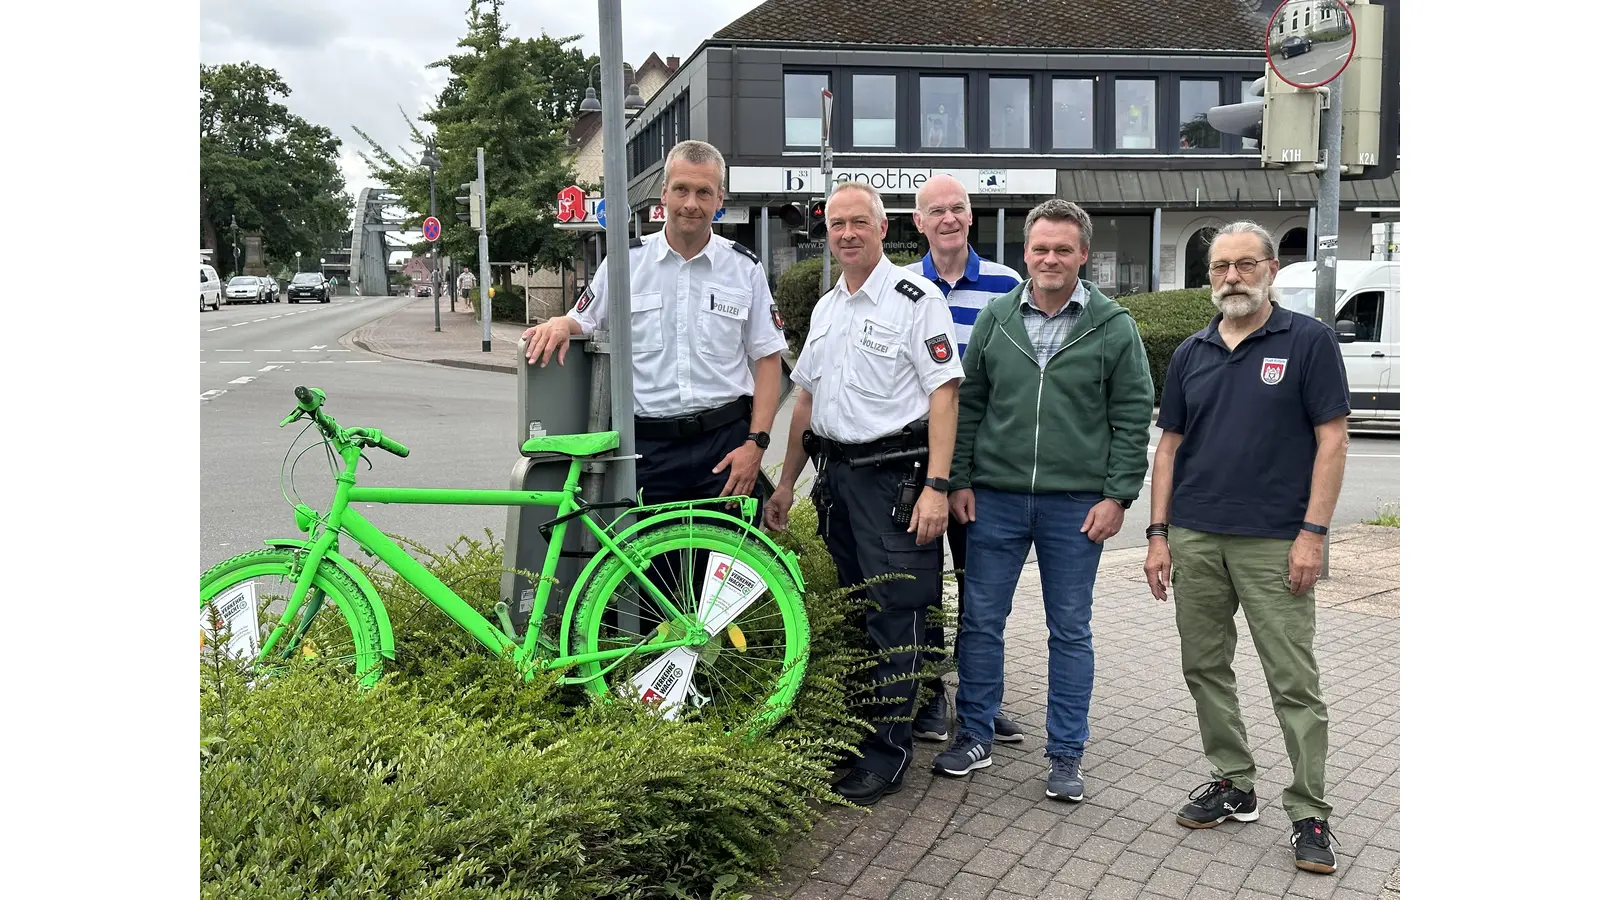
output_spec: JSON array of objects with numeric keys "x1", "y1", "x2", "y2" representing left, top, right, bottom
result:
[
  {"x1": 992, "y1": 709, "x2": 1025, "y2": 743},
  {"x1": 1176, "y1": 778, "x2": 1260, "y2": 828},
  {"x1": 833, "y1": 768, "x2": 901, "y2": 805},
  {"x1": 913, "y1": 690, "x2": 950, "y2": 741},
  {"x1": 1044, "y1": 755, "x2": 1085, "y2": 801},
  {"x1": 1291, "y1": 817, "x2": 1338, "y2": 873},
  {"x1": 932, "y1": 733, "x2": 992, "y2": 776}
]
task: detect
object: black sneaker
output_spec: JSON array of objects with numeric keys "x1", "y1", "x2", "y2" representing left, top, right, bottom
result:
[
  {"x1": 932, "y1": 733, "x2": 992, "y2": 777},
  {"x1": 1176, "y1": 778, "x2": 1260, "y2": 829},
  {"x1": 833, "y1": 768, "x2": 901, "y2": 805},
  {"x1": 1291, "y1": 817, "x2": 1338, "y2": 874},
  {"x1": 913, "y1": 690, "x2": 950, "y2": 741},
  {"x1": 993, "y1": 709, "x2": 1025, "y2": 743},
  {"x1": 1044, "y1": 755, "x2": 1085, "y2": 802}
]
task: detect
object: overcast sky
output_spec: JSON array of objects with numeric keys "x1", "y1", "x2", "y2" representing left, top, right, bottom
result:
[{"x1": 200, "y1": 0, "x2": 764, "y2": 201}]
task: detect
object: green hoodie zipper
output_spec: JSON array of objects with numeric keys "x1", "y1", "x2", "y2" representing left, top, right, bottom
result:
[{"x1": 995, "y1": 320, "x2": 1098, "y2": 493}]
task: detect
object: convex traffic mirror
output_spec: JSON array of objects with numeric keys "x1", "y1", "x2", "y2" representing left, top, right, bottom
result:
[{"x1": 1266, "y1": 0, "x2": 1356, "y2": 89}]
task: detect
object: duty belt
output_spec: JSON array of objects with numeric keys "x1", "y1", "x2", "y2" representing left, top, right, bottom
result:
[
  {"x1": 634, "y1": 396, "x2": 752, "y2": 441},
  {"x1": 812, "y1": 420, "x2": 930, "y2": 467}
]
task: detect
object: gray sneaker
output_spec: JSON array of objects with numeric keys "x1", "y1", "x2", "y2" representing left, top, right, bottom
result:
[{"x1": 1045, "y1": 755, "x2": 1085, "y2": 802}]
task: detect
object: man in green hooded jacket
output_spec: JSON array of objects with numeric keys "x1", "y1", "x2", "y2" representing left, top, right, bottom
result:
[{"x1": 932, "y1": 199, "x2": 1154, "y2": 803}]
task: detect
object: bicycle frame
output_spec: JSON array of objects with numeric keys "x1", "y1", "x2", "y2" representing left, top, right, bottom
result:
[{"x1": 261, "y1": 438, "x2": 701, "y2": 676}]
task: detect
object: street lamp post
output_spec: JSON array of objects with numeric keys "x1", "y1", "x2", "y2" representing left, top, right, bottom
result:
[
  {"x1": 230, "y1": 213, "x2": 238, "y2": 278},
  {"x1": 577, "y1": 62, "x2": 647, "y2": 114},
  {"x1": 421, "y1": 137, "x2": 441, "y2": 332},
  {"x1": 295, "y1": 251, "x2": 301, "y2": 273}
]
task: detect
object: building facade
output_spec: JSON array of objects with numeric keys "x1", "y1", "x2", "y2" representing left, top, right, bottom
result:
[{"x1": 620, "y1": 0, "x2": 1398, "y2": 295}]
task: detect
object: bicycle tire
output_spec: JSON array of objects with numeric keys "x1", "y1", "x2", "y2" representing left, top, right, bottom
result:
[
  {"x1": 200, "y1": 549, "x2": 385, "y2": 687},
  {"x1": 569, "y1": 521, "x2": 809, "y2": 729}
]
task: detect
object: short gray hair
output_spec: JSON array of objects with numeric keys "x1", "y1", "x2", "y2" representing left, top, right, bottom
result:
[
  {"x1": 914, "y1": 173, "x2": 970, "y2": 213},
  {"x1": 826, "y1": 180, "x2": 887, "y2": 225},
  {"x1": 1209, "y1": 220, "x2": 1277, "y2": 260},
  {"x1": 664, "y1": 139, "x2": 726, "y2": 189},
  {"x1": 1023, "y1": 199, "x2": 1093, "y2": 248}
]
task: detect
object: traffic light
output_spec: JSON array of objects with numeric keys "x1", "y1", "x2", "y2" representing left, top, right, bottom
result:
[
  {"x1": 808, "y1": 198, "x2": 827, "y2": 241},
  {"x1": 455, "y1": 180, "x2": 483, "y2": 229},
  {"x1": 778, "y1": 203, "x2": 805, "y2": 230}
]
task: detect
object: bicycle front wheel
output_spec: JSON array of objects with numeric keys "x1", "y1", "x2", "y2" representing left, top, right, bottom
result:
[
  {"x1": 569, "y1": 521, "x2": 809, "y2": 728},
  {"x1": 200, "y1": 549, "x2": 385, "y2": 687}
]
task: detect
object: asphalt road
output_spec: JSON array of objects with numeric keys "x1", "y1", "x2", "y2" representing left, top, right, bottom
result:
[
  {"x1": 1274, "y1": 36, "x2": 1353, "y2": 84},
  {"x1": 200, "y1": 295, "x2": 520, "y2": 572}
]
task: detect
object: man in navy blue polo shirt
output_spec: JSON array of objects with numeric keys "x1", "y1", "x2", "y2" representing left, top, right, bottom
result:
[
  {"x1": 903, "y1": 173, "x2": 1025, "y2": 745},
  {"x1": 1142, "y1": 221, "x2": 1349, "y2": 875}
]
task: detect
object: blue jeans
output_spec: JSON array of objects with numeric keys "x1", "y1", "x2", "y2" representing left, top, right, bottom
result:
[{"x1": 955, "y1": 489, "x2": 1105, "y2": 758}]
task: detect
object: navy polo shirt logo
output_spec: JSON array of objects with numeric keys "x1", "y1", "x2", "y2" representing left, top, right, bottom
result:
[{"x1": 1260, "y1": 357, "x2": 1288, "y2": 385}]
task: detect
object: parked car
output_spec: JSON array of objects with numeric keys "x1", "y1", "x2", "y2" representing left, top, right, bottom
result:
[
  {"x1": 1277, "y1": 260, "x2": 1400, "y2": 429},
  {"x1": 1280, "y1": 36, "x2": 1313, "y2": 58},
  {"x1": 225, "y1": 275, "x2": 268, "y2": 305},
  {"x1": 287, "y1": 272, "x2": 330, "y2": 304},
  {"x1": 260, "y1": 277, "x2": 280, "y2": 303},
  {"x1": 416, "y1": 283, "x2": 432, "y2": 297},
  {"x1": 200, "y1": 265, "x2": 222, "y2": 311}
]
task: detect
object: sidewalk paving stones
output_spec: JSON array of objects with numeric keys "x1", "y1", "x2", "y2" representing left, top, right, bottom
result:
[
  {"x1": 754, "y1": 526, "x2": 1401, "y2": 900},
  {"x1": 340, "y1": 296, "x2": 527, "y2": 373}
]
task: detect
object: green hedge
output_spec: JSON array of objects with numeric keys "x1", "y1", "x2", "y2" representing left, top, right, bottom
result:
[
  {"x1": 1119, "y1": 288, "x2": 1216, "y2": 405},
  {"x1": 773, "y1": 253, "x2": 922, "y2": 354},
  {"x1": 201, "y1": 513, "x2": 917, "y2": 900}
]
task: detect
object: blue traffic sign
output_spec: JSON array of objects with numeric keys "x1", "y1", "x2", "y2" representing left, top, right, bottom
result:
[
  {"x1": 422, "y1": 216, "x2": 442, "y2": 242},
  {"x1": 595, "y1": 199, "x2": 606, "y2": 228}
]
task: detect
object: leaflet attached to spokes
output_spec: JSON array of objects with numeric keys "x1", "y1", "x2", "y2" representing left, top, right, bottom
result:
[
  {"x1": 697, "y1": 552, "x2": 769, "y2": 635},
  {"x1": 631, "y1": 646, "x2": 700, "y2": 719},
  {"x1": 201, "y1": 581, "x2": 260, "y2": 660}
]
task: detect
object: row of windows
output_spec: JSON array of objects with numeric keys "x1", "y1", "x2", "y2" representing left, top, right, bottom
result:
[
  {"x1": 784, "y1": 70, "x2": 1260, "y2": 155},
  {"x1": 628, "y1": 92, "x2": 690, "y2": 179}
]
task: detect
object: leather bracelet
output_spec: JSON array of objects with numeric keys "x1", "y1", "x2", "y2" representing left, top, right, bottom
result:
[
  {"x1": 1300, "y1": 521, "x2": 1329, "y2": 536},
  {"x1": 1145, "y1": 523, "x2": 1169, "y2": 540}
]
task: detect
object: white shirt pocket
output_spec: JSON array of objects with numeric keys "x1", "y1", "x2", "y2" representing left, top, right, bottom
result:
[
  {"x1": 631, "y1": 291, "x2": 664, "y2": 353},
  {"x1": 698, "y1": 282, "x2": 750, "y2": 359},
  {"x1": 846, "y1": 317, "x2": 902, "y2": 399}
]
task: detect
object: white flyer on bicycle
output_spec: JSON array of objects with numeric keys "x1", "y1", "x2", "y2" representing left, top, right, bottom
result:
[
  {"x1": 630, "y1": 646, "x2": 700, "y2": 719},
  {"x1": 201, "y1": 581, "x2": 260, "y2": 660},
  {"x1": 697, "y1": 552, "x2": 768, "y2": 636}
]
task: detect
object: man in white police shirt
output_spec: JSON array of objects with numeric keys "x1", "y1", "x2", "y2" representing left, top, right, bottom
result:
[
  {"x1": 766, "y1": 181, "x2": 965, "y2": 804},
  {"x1": 522, "y1": 140, "x2": 787, "y2": 507},
  {"x1": 904, "y1": 173, "x2": 1025, "y2": 745}
]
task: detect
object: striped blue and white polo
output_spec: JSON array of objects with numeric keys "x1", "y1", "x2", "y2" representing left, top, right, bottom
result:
[{"x1": 906, "y1": 247, "x2": 1023, "y2": 358}]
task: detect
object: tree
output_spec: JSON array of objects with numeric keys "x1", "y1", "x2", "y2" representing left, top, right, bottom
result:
[
  {"x1": 200, "y1": 63, "x2": 351, "y2": 277},
  {"x1": 354, "y1": 0, "x2": 593, "y2": 282}
]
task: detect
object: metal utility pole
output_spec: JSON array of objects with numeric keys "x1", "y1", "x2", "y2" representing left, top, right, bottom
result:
[
  {"x1": 230, "y1": 214, "x2": 238, "y2": 277},
  {"x1": 1313, "y1": 75, "x2": 1344, "y2": 579},
  {"x1": 424, "y1": 138, "x2": 441, "y2": 332},
  {"x1": 598, "y1": 0, "x2": 636, "y2": 505},
  {"x1": 477, "y1": 147, "x2": 491, "y2": 353},
  {"x1": 819, "y1": 88, "x2": 834, "y2": 293}
]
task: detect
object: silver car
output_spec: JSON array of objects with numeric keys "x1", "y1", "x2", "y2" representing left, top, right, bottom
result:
[{"x1": 225, "y1": 276, "x2": 267, "y2": 305}]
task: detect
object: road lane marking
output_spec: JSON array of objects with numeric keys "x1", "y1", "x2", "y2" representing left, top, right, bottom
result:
[
  {"x1": 310, "y1": 345, "x2": 327, "y2": 350},
  {"x1": 206, "y1": 326, "x2": 227, "y2": 332},
  {"x1": 228, "y1": 376, "x2": 256, "y2": 385},
  {"x1": 252, "y1": 318, "x2": 267, "y2": 323},
  {"x1": 201, "y1": 390, "x2": 227, "y2": 401},
  {"x1": 219, "y1": 361, "x2": 250, "y2": 365},
  {"x1": 259, "y1": 365, "x2": 284, "y2": 372},
  {"x1": 269, "y1": 315, "x2": 283, "y2": 319}
]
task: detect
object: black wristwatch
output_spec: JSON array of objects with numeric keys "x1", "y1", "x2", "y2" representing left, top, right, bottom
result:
[
  {"x1": 924, "y1": 477, "x2": 951, "y2": 494},
  {"x1": 746, "y1": 431, "x2": 770, "y2": 449},
  {"x1": 1300, "y1": 521, "x2": 1329, "y2": 536}
]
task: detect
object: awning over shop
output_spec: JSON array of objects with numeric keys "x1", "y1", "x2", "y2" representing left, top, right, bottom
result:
[{"x1": 1055, "y1": 169, "x2": 1398, "y2": 210}]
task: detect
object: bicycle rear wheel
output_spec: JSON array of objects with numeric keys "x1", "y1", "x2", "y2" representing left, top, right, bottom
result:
[
  {"x1": 569, "y1": 521, "x2": 809, "y2": 729},
  {"x1": 200, "y1": 549, "x2": 385, "y2": 686}
]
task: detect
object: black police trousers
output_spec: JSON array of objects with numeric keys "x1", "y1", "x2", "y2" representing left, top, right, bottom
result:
[
  {"x1": 635, "y1": 416, "x2": 759, "y2": 510},
  {"x1": 816, "y1": 455, "x2": 941, "y2": 784}
]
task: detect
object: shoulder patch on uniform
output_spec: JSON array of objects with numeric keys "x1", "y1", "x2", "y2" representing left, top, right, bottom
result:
[
  {"x1": 771, "y1": 306, "x2": 785, "y2": 330},
  {"x1": 628, "y1": 236, "x2": 644, "y2": 249},
  {"x1": 894, "y1": 279, "x2": 926, "y2": 303},
  {"x1": 925, "y1": 334, "x2": 953, "y2": 364},
  {"x1": 574, "y1": 285, "x2": 594, "y2": 312},
  {"x1": 730, "y1": 241, "x2": 761, "y2": 266}
]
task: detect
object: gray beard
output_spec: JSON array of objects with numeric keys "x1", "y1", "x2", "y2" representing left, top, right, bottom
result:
[{"x1": 1212, "y1": 285, "x2": 1266, "y2": 319}]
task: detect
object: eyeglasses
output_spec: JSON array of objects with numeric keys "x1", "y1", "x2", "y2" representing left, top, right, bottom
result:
[
  {"x1": 924, "y1": 204, "x2": 968, "y2": 219},
  {"x1": 1209, "y1": 258, "x2": 1272, "y2": 276}
]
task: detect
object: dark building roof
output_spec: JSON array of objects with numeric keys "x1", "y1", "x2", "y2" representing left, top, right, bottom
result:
[
  {"x1": 715, "y1": 0, "x2": 1270, "y2": 52},
  {"x1": 1058, "y1": 169, "x2": 1399, "y2": 209}
]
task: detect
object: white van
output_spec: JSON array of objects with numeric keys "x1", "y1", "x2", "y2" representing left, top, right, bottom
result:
[
  {"x1": 200, "y1": 264, "x2": 222, "y2": 312},
  {"x1": 1275, "y1": 260, "x2": 1400, "y2": 428}
]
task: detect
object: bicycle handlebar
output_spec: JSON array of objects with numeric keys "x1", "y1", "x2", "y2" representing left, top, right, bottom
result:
[{"x1": 284, "y1": 386, "x2": 410, "y2": 458}]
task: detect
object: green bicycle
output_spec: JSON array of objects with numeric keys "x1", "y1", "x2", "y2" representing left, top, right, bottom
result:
[{"x1": 200, "y1": 386, "x2": 810, "y2": 727}]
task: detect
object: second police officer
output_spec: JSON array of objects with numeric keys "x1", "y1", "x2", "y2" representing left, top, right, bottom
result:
[
  {"x1": 522, "y1": 140, "x2": 787, "y2": 507},
  {"x1": 766, "y1": 181, "x2": 966, "y2": 804}
]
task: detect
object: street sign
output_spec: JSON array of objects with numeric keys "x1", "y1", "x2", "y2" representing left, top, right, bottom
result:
[
  {"x1": 821, "y1": 89, "x2": 834, "y2": 143},
  {"x1": 596, "y1": 198, "x2": 607, "y2": 228},
  {"x1": 422, "y1": 216, "x2": 441, "y2": 242}
]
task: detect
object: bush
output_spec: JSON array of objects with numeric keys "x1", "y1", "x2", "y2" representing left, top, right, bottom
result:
[
  {"x1": 490, "y1": 284, "x2": 526, "y2": 323},
  {"x1": 773, "y1": 252, "x2": 923, "y2": 353},
  {"x1": 202, "y1": 511, "x2": 902, "y2": 900},
  {"x1": 1120, "y1": 288, "x2": 1216, "y2": 405}
]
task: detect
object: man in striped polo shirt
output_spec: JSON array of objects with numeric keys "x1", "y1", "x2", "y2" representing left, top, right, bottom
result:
[{"x1": 904, "y1": 173, "x2": 1025, "y2": 746}]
